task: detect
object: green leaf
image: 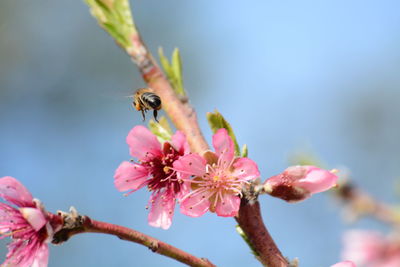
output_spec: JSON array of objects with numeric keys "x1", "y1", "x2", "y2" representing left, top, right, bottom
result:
[
  {"x1": 148, "y1": 116, "x2": 173, "y2": 143},
  {"x1": 241, "y1": 144, "x2": 248, "y2": 158},
  {"x1": 85, "y1": 0, "x2": 136, "y2": 50},
  {"x1": 158, "y1": 47, "x2": 186, "y2": 96},
  {"x1": 172, "y1": 48, "x2": 185, "y2": 96},
  {"x1": 206, "y1": 110, "x2": 240, "y2": 156},
  {"x1": 158, "y1": 47, "x2": 174, "y2": 80}
]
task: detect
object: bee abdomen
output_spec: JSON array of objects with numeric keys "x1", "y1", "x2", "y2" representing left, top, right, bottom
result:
[{"x1": 142, "y1": 92, "x2": 161, "y2": 110}]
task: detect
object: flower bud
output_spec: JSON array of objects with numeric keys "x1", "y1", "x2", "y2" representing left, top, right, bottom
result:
[{"x1": 264, "y1": 166, "x2": 338, "y2": 202}]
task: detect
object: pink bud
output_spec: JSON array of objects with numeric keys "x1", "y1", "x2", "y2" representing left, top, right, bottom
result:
[{"x1": 264, "y1": 166, "x2": 338, "y2": 202}]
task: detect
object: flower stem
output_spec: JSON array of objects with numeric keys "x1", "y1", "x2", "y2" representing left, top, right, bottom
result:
[
  {"x1": 54, "y1": 216, "x2": 216, "y2": 267},
  {"x1": 235, "y1": 200, "x2": 289, "y2": 267}
]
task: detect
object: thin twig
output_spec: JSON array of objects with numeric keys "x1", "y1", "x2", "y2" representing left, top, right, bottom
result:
[
  {"x1": 53, "y1": 216, "x2": 216, "y2": 267},
  {"x1": 335, "y1": 182, "x2": 400, "y2": 226}
]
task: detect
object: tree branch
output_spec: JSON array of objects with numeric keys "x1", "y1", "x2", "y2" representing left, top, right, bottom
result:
[
  {"x1": 53, "y1": 216, "x2": 216, "y2": 267},
  {"x1": 235, "y1": 200, "x2": 289, "y2": 267}
]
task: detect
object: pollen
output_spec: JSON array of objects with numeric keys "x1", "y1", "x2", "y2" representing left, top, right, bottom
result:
[{"x1": 163, "y1": 166, "x2": 171, "y2": 173}]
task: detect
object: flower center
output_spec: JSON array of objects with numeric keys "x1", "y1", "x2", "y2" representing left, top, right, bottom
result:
[{"x1": 144, "y1": 142, "x2": 183, "y2": 194}]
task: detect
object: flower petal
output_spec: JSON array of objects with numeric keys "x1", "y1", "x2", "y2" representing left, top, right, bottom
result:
[
  {"x1": 232, "y1": 158, "x2": 260, "y2": 181},
  {"x1": 148, "y1": 190, "x2": 175, "y2": 230},
  {"x1": 295, "y1": 166, "x2": 338, "y2": 194},
  {"x1": 0, "y1": 176, "x2": 34, "y2": 207},
  {"x1": 171, "y1": 131, "x2": 189, "y2": 154},
  {"x1": 173, "y1": 154, "x2": 207, "y2": 178},
  {"x1": 341, "y1": 230, "x2": 385, "y2": 265},
  {"x1": 180, "y1": 191, "x2": 210, "y2": 217},
  {"x1": 215, "y1": 194, "x2": 240, "y2": 217},
  {"x1": 126, "y1": 126, "x2": 162, "y2": 160},
  {"x1": 31, "y1": 244, "x2": 49, "y2": 267},
  {"x1": 212, "y1": 128, "x2": 234, "y2": 166},
  {"x1": 19, "y1": 207, "x2": 47, "y2": 232},
  {"x1": 114, "y1": 161, "x2": 149, "y2": 192}
]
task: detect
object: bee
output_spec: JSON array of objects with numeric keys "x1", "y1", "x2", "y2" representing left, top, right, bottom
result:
[{"x1": 132, "y1": 88, "x2": 162, "y2": 122}]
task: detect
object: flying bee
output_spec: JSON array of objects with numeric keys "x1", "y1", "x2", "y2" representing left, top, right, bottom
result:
[{"x1": 132, "y1": 88, "x2": 162, "y2": 122}]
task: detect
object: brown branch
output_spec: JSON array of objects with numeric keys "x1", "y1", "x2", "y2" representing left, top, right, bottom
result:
[
  {"x1": 235, "y1": 199, "x2": 289, "y2": 267},
  {"x1": 53, "y1": 216, "x2": 216, "y2": 267}
]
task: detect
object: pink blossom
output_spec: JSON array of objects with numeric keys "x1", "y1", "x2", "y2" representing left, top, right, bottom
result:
[
  {"x1": 331, "y1": 261, "x2": 357, "y2": 267},
  {"x1": 341, "y1": 230, "x2": 400, "y2": 267},
  {"x1": 173, "y1": 128, "x2": 260, "y2": 217},
  {"x1": 264, "y1": 165, "x2": 338, "y2": 202},
  {"x1": 114, "y1": 125, "x2": 190, "y2": 229},
  {"x1": 0, "y1": 176, "x2": 61, "y2": 267}
]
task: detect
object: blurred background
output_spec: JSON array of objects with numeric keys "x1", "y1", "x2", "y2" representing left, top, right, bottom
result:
[{"x1": 1, "y1": 0, "x2": 400, "y2": 266}]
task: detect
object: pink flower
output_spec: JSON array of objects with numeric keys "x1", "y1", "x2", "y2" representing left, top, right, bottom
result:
[
  {"x1": 264, "y1": 165, "x2": 338, "y2": 202},
  {"x1": 114, "y1": 125, "x2": 190, "y2": 229},
  {"x1": 173, "y1": 128, "x2": 260, "y2": 217},
  {"x1": 331, "y1": 261, "x2": 357, "y2": 267},
  {"x1": 341, "y1": 230, "x2": 400, "y2": 267},
  {"x1": 0, "y1": 176, "x2": 62, "y2": 267}
]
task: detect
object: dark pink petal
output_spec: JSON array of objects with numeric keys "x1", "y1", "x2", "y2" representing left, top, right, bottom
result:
[
  {"x1": 330, "y1": 261, "x2": 356, "y2": 267},
  {"x1": 19, "y1": 207, "x2": 47, "y2": 232},
  {"x1": 126, "y1": 126, "x2": 162, "y2": 160},
  {"x1": 295, "y1": 166, "x2": 338, "y2": 194},
  {"x1": 215, "y1": 194, "x2": 240, "y2": 217},
  {"x1": 232, "y1": 158, "x2": 260, "y2": 181},
  {"x1": 114, "y1": 161, "x2": 149, "y2": 192},
  {"x1": 0, "y1": 177, "x2": 34, "y2": 207},
  {"x1": 148, "y1": 191, "x2": 175, "y2": 230},
  {"x1": 212, "y1": 128, "x2": 234, "y2": 166},
  {"x1": 31, "y1": 243, "x2": 49, "y2": 267},
  {"x1": 173, "y1": 154, "x2": 207, "y2": 178},
  {"x1": 171, "y1": 131, "x2": 189, "y2": 154},
  {"x1": 180, "y1": 192, "x2": 210, "y2": 217}
]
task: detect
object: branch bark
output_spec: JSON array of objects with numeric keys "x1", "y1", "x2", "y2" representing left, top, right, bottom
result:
[
  {"x1": 53, "y1": 216, "x2": 216, "y2": 267},
  {"x1": 235, "y1": 200, "x2": 289, "y2": 267}
]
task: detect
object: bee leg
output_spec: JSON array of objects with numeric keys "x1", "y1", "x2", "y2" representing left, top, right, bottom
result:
[
  {"x1": 153, "y1": 110, "x2": 159, "y2": 123},
  {"x1": 141, "y1": 110, "x2": 146, "y2": 121}
]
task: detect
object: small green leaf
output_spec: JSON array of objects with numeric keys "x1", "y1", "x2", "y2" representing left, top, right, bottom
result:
[
  {"x1": 158, "y1": 47, "x2": 186, "y2": 97},
  {"x1": 85, "y1": 0, "x2": 136, "y2": 50},
  {"x1": 158, "y1": 47, "x2": 174, "y2": 80},
  {"x1": 148, "y1": 116, "x2": 173, "y2": 143},
  {"x1": 172, "y1": 48, "x2": 185, "y2": 96},
  {"x1": 241, "y1": 144, "x2": 248, "y2": 158},
  {"x1": 206, "y1": 110, "x2": 240, "y2": 156}
]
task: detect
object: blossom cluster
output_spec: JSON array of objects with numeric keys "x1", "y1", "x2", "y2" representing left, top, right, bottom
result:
[
  {"x1": 114, "y1": 125, "x2": 338, "y2": 229},
  {"x1": 0, "y1": 125, "x2": 339, "y2": 266},
  {"x1": 114, "y1": 126, "x2": 260, "y2": 229}
]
